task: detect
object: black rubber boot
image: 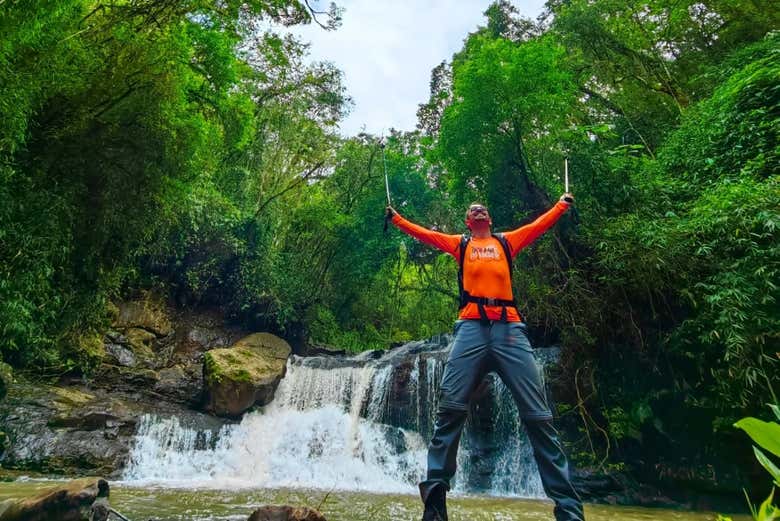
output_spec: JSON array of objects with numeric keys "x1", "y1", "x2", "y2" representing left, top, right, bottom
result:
[{"x1": 421, "y1": 484, "x2": 448, "y2": 521}]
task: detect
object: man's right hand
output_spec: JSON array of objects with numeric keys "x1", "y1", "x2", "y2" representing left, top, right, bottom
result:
[
  {"x1": 386, "y1": 206, "x2": 397, "y2": 218},
  {"x1": 560, "y1": 193, "x2": 574, "y2": 204}
]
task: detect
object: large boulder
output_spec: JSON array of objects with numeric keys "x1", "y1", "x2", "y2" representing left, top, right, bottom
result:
[
  {"x1": 0, "y1": 478, "x2": 107, "y2": 521},
  {"x1": 248, "y1": 506, "x2": 327, "y2": 521},
  {"x1": 203, "y1": 333, "x2": 291, "y2": 418}
]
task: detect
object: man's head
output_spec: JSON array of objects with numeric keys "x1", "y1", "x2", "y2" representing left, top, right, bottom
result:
[{"x1": 465, "y1": 203, "x2": 492, "y2": 230}]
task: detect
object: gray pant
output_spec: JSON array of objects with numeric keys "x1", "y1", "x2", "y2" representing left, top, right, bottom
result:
[{"x1": 419, "y1": 320, "x2": 584, "y2": 521}]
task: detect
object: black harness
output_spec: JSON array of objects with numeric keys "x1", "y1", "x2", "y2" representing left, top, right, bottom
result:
[{"x1": 457, "y1": 233, "x2": 518, "y2": 323}]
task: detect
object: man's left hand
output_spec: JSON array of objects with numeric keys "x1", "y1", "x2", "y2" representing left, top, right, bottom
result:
[{"x1": 561, "y1": 193, "x2": 574, "y2": 203}]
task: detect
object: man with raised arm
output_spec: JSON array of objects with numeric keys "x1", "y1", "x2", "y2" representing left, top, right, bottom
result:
[{"x1": 387, "y1": 194, "x2": 584, "y2": 521}]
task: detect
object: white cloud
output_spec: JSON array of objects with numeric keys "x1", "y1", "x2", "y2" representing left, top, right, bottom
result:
[{"x1": 292, "y1": 1, "x2": 547, "y2": 136}]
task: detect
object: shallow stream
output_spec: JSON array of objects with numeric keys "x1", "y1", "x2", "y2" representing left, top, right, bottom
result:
[{"x1": 0, "y1": 480, "x2": 749, "y2": 521}]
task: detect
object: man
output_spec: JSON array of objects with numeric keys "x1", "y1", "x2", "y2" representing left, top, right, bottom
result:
[{"x1": 387, "y1": 194, "x2": 584, "y2": 521}]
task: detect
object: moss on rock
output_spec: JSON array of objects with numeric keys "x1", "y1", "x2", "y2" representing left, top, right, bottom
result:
[
  {"x1": 114, "y1": 291, "x2": 173, "y2": 337},
  {"x1": 0, "y1": 363, "x2": 12, "y2": 402},
  {"x1": 59, "y1": 331, "x2": 106, "y2": 374},
  {"x1": 203, "y1": 333, "x2": 291, "y2": 418},
  {"x1": 50, "y1": 387, "x2": 95, "y2": 410}
]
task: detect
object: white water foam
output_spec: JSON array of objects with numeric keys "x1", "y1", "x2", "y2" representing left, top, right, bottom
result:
[
  {"x1": 124, "y1": 350, "x2": 547, "y2": 498},
  {"x1": 123, "y1": 360, "x2": 427, "y2": 492}
]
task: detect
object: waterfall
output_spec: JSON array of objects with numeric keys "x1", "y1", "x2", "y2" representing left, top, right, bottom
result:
[{"x1": 123, "y1": 336, "x2": 554, "y2": 497}]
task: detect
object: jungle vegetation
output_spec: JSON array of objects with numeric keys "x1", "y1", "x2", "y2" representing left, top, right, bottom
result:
[{"x1": 1, "y1": 0, "x2": 777, "y2": 497}]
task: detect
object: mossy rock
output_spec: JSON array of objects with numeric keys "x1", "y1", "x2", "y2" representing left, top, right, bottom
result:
[
  {"x1": 50, "y1": 387, "x2": 96, "y2": 410},
  {"x1": 114, "y1": 291, "x2": 173, "y2": 337},
  {"x1": 63, "y1": 332, "x2": 105, "y2": 371},
  {"x1": 122, "y1": 328, "x2": 157, "y2": 366},
  {"x1": 203, "y1": 333, "x2": 291, "y2": 418},
  {"x1": 0, "y1": 363, "x2": 12, "y2": 402}
]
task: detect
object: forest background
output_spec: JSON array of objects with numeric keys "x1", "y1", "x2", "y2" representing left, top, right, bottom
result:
[{"x1": 1, "y1": 0, "x2": 778, "y2": 496}]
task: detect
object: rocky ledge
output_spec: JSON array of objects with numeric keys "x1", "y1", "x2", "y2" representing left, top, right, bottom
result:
[{"x1": 0, "y1": 291, "x2": 291, "y2": 477}]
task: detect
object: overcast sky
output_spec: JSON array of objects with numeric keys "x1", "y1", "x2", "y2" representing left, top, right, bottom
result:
[{"x1": 291, "y1": 1, "x2": 547, "y2": 136}]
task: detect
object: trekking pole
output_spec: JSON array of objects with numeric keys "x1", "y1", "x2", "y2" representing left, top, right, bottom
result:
[
  {"x1": 382, "y1": 138, "x2": 392, "y2": 232},
  {"x1": 563, "y1": 157, "x2": 573, "y2": 203}
]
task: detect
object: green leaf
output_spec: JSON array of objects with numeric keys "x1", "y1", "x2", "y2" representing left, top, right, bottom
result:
[
  {"x1": 755, "y1": 488, "x2": 779, "y2": 521},
  {"x1": 754, "y1": 446, "x2": 780, "y2": 487},
  {"x1": 769, "y1": 404, "x2": 780, "y2": 422},
  {"x1": 734, "y1": 417, "x2": 780, "y2": 457}
]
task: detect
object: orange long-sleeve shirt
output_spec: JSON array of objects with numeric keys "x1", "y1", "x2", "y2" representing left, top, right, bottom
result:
[{"x1": 392, "y1": 201, "x2": 570, "y2": 322}]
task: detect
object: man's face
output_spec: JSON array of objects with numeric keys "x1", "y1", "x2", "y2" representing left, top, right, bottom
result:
[{"x1": 465, "y1": 204, "x2": 491, "y2": 228}]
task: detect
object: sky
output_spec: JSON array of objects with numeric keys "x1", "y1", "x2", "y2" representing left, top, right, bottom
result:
[{"x1": 291, "y1": 1, "x2": 548, "y2": 136}]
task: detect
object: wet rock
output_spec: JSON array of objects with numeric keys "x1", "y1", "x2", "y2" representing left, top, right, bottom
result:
[
  {"x1": 91, "y1": 364, "x2": 160, "y2": 395},
  {"x1": 186, "y1": 325, "x2": 232, "y2": 350},
  {"x1": 302, "y1": 343, "x2": 346, "y2": 357},
  {"x1": 154, "y1": 364, "x2": 203, "y2": 406},
  {"x1": 104, "y1": 343, "x2": 136, "y2": 367},
  {"x1": 0, "y1": 301, "x2": 246, "y2": 477},
  {"x1": 203, "y1": 333, "x2": 291, "y2": 418},
  {"x1": 0, "y1": 382, "x2": 135, "y2": 475},
  {"x1": 247, "y1": 506, "x2": 327, "y2": 521},
  {"x1": 570, "y1": 468, "x2": 625, "y2": 502},
  {"x1": 382, "y1": 357, "x2": 416, "y2": 429},
  {"x1": 0, "y1": 376, "x2": 228, "y2": 476},
  {"x1": 171, "y1": 309, "x2": 245, "y2": 361},
  {"x1": 0, "y1": 477, "x2": 107, "y2": 521}
]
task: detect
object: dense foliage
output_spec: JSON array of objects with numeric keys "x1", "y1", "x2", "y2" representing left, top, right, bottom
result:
[{"x1": 1, "y1": 0, "x2": 777, "y2": 494}]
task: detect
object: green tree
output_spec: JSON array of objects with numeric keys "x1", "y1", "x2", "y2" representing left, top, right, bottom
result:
[{"x1": 439, "y1": 35, "x2": 576, "y2": 225}]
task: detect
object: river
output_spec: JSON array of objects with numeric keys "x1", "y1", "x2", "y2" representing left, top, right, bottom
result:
[
  {"x1": 0, "y1": 480, "x2": 748, "y2": 520},
  {"x1": 0, "y1": 340, "x2": 751, "y2": 520}
]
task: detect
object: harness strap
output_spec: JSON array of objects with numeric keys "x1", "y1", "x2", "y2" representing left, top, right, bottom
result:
[
  {"x1": 461, "y1": 292, "x2": 518, "y2": 324},
  {"x1": 461, "y1": 294, "x2": 516, "y2": 307}
]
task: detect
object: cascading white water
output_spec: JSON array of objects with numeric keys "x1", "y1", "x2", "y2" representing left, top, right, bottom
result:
[
  {"x1": 123, "y1": 339, "x2": 551, "y2": 497},
  {"x1": 124, "y1": 361, "x2": 426, "y2": 492}
]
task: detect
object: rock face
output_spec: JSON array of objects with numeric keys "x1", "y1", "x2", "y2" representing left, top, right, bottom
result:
[
  {"x1": 0, "y1": 478, "x2": 107, "y2": 521},
  {"x1": 95, "y1": 295, "x2": 247, "y2": 408},
  {"x1": 114, "y1": 292, "x2": 174, "y2": 337},
  {"x1": 0, "y1": 376, "x2": 225, "y2": 477},
  {"x1": 203, "y1": 333, "x2": 291, "y2": 418},
  {"x1": 248, "y1": 506, "x2": 327, "y2": 521},
  {"x1": 0, "y1": 292, "x2": 264, "y2": 476},
  {"x1": 0, "y1": 382, "x2": 134, "y2": 475}
]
